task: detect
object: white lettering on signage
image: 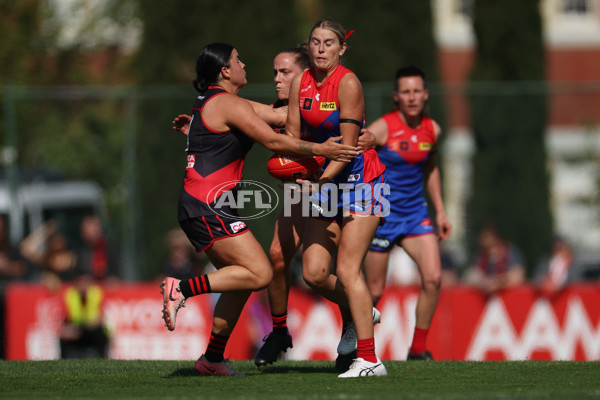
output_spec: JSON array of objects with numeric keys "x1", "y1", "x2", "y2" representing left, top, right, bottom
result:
[
  {"x1": 286, "y1": 303, "x2": 341, "y2": 360},
  {"x1": 467, "y1": 297, "x2": 600, "y2": 360},
  {"x1": 374, "y1": 295, "x2": 418, "y2": 359}
]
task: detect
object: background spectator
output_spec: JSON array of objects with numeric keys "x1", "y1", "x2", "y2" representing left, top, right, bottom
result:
[
  {"x1": 0, "y1": 215, "x2": 27, "y2": 282},
  {"x1": 59, "y1": 272, "x2": 110, "y2": 358},
  {"x1": 534, "y1": 235, "x2": 574, "y2": 297},
  {"x1": 20, "y1": 220, "x2": 77, "y2": 290},
  {"x1": 464, "y1": 221, "x2": 526, "y2": 295},
  {"x1": 159, "y1": 228, "x2": 209, "y2": 281},
  {"x1": 76, "y1": 215, "x2": 119, "y2": 283}
]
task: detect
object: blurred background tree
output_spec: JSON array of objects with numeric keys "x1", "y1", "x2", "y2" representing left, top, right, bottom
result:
[
  {"x1": 467, "y1": 0, "x2": 552, "y2": 274},
  {"x1": 0, "y1": 0, "x2": 557, "y2": 280}
]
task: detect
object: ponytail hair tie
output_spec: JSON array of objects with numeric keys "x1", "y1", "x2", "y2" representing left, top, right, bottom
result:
[{"x1": 344, "y1": 29, "x2": 355, "y2": 39}]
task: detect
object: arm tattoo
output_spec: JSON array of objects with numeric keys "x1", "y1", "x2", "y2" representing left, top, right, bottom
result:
[{"x1": 298, "y1": 141, "x2": 313, "y2": 154}]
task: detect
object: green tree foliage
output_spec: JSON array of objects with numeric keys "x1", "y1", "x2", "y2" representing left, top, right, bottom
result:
[
  {"x1": 467, "y1": 0, "x2": 552, "y2": 273},
  {"x1": 319, "y1": 1, "x2": 443, "y2": 120},
  {"x1": 1, "y1": 1, "x2": 139, "y2": 278},
  {"x1": 0, "y1": 0, "x2": 51, "y2": 84}
]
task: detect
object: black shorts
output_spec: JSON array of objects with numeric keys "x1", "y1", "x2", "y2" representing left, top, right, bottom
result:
[{"x1": 179, "y1": 215, "x2": 249, "y2": 252}]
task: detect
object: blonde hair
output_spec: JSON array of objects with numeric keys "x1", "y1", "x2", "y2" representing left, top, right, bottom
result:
[{"x1": 309, "y1": 19, "x2": 346, "y2": 47}]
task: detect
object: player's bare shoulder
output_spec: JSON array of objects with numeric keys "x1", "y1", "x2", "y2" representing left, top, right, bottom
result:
[
  {"x1": 432, "y1": 119, "x2": 442, "y2": 139},
  {"x1": 339, "y1": 71, "x2": 363, "y2": 92}
]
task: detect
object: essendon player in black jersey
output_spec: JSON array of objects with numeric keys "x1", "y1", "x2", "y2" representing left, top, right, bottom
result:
[{"x1": 160, "y1": 42, "x2": 357, "y2": 376}]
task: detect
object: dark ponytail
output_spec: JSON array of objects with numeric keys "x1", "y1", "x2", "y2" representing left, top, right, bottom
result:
[{"x1": 193, "y1": 43, "x2": 234, "y2": 93}]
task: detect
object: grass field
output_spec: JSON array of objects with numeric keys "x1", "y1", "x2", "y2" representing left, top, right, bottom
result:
[{"x1": 1, "y1": 359, "x2": 600, "y2": 399}]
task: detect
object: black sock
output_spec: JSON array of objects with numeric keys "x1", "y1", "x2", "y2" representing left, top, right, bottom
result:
[
  {"x1": 179, "y1": 275, "x2": 211, "y2": 298},
  {"x1": 205, "y1": 332, "x2": 229, "y2": 363},
  {"x1": 271, "y1": 312, "x2": 288, "y2": 336}
]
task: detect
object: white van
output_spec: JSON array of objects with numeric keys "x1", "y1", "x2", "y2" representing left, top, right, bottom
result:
[{"x1": 0, "y1": 179, "x2": 106, "y2": 248}]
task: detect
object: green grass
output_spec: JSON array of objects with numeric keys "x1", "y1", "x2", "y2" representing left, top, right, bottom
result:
[{"x1": 1, "y1": 360, "x2": 599, "y2": 399}]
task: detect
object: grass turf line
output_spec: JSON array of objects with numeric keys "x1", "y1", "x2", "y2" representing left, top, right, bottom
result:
[{"x1": 1, "y1": 360, "x2": 599, "y2": 399}]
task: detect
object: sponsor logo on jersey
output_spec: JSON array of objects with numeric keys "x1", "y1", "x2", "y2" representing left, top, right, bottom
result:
[
  {"x1": 400, "y1": 141, "x2": 410, "y2": 151},
  {"x1": 419, "y1": 142, "x2": 432, "y2": 150},
  {"x1": 197, "y1": 96, "x2": 205, "y2": 100},
  {"x1": 187, "y1": 154, "x2": 195, "y2": 168},
  {"x1": 371, "y1": 237, "x2": 390, "y2": 248},
  {"x1": 352, "y1": 202, "x2": 365, "y2": 212},
  {"x1": 319, "y1": 102, "x2": 337, "y2": 111},
  {"x1": 411, "y1": 135, "x2": 418, "y2": 143},
  {"x1": 315, "y1": 93, "x2": 320, "y2": 101},
  {"x1": 301, "y1": 97, "x2": 313, "y2": 110},
  {"x1": 421, "y1": 218, "x2": 433, "y2": 226},
  {"x1": 300, "y1": 85, "x2": 312, "y2": 93},
  {"x1": 230, "y1": 221, "x2": 246, "y2": 233},
  {"x1": 347, "y1": 174, "x2": 361, "y2": 182},
  {"x1": 391, "y1": 129, "x2": 405, "y2": 137},
  {"x1": 311, "y1": 202, "x2": 325, "y2": 215}
]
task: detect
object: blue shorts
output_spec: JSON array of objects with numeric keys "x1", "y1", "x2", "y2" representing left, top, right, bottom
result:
[
  {"x1": 309, "y1": 173, "x2": 388, "y2": 224},
  {"x1": 369, "y1": 206, "x2": 434, "y2": 251}
]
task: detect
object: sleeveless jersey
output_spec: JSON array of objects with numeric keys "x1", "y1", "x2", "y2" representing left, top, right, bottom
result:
[
  {"x1": 377, "y1": 112, "x2": 437, "y2": 220},
  {"x1": 178, "y1": 86, "x2": 254, "y2": 220},
  {"x1": 299, "y1": 65, "x2": 385, "y2": 184}
]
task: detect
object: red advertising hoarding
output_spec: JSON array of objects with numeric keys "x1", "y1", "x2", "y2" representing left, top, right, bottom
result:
[{"x1": 5, "y1": 283, "x2": 600, "y2": 361}]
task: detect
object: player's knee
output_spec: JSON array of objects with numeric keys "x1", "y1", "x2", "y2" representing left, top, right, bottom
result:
[
  {"x1": 369, "y1": 286, "x2": 384, "y2": 304},
  {"x1": 253, "y1": 266, "x2": 273, "y2": 290},
  {"x1": 302, "y1": 266, "x2": 328, "y2": 288},
  {"x1": 269, "y1": 244, "x2": 286, "y2": 274},
  {"x1": 422, "y1": 270, "x2": 442, "y2": 291},
  {"x1": 335, "y1": 261, "x2": 362, "y2": 287}
]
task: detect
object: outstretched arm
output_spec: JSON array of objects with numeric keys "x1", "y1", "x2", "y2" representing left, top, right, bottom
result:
[
  {"x1": 424, "y1": 122, "x2": 452, "y2": 241},
  {"x1": 222, "y1": 94, "x2": 357, "y2": 162},
  {"x1": 172, "y1": 114, "x2": 192, "y2": 136}
]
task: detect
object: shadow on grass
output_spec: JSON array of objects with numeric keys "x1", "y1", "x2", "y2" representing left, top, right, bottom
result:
[
  {"x1": 166, "y1": 363, "x2": 337, "y2": 378},
  {"x1": 168, "y1": 367, "x2": 198, "y2": 377},
  {"x1": 254, "y1": 364, "x2": 336, "y2": 374}
]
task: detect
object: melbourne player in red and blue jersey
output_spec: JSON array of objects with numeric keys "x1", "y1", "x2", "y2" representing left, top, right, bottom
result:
[
  {"x1": 298, "y1": 64, "x2": 387, "y2": 219},
  {"x1": 286, "y1": 19, "x2": 388, "y2": 378},
  {"x1": 363, "y1": 66, "x2": 452, "y2": 361}
]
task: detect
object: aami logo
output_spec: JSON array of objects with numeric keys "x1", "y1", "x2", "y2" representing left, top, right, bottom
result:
[
  {"x1": 319, "y1": 102, "x2": 337, "y2": 111},
  {"x1": 230, "y1": 221, "x2": 246, "y2": 233},
  {"x1": 419, "y1": 142, "x2": 432, "y2": 151},
  {"x1": 187, "y1": 154, "x2": 195, "y2": 168}
]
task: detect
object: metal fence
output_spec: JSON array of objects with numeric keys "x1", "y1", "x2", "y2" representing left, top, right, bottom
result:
[{"x1": 1, "y1": 81, "x2": 599, "y2": 280}]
